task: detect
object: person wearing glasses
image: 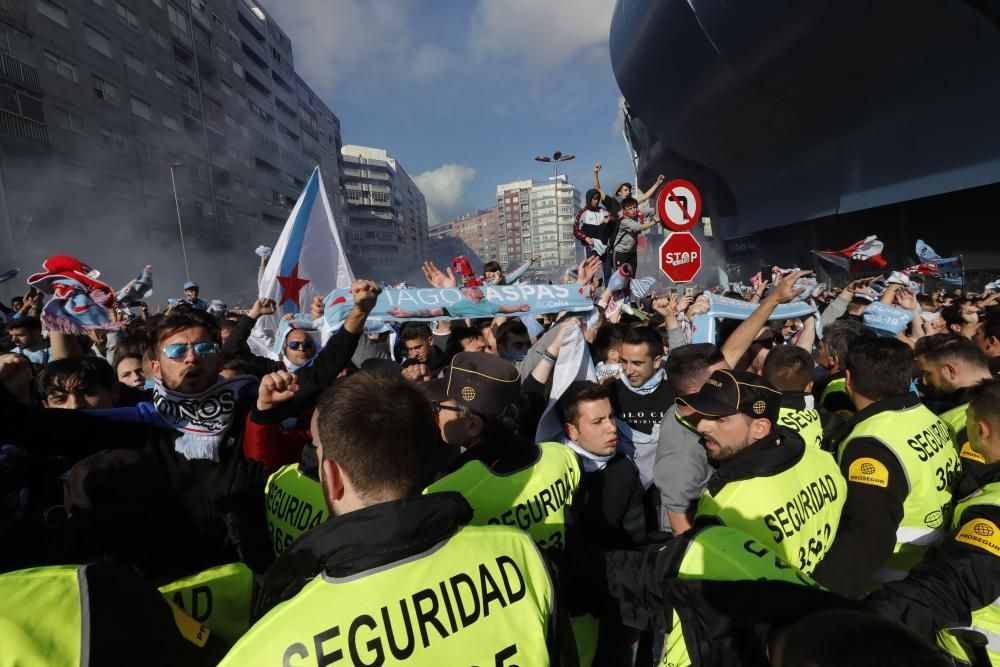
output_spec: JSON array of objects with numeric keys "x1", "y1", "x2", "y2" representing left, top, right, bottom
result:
[
  {"x1": 0, "y1": 281, "x2": 382, "y2": 583},
  {"x1": 425, "y1": 352, "x2": 582, "y2": 554}
]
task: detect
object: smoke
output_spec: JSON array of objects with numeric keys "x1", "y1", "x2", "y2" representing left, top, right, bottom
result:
[{"x1": 1, "y1": 137, "x2": 278, "y2": 309}]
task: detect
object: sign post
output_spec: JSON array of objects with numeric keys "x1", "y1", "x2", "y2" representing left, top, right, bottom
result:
[
  {"x1": 659, "y1": 232, "x2": 702, "y2": 283},
  {"x1": 656, "y1": 179, "x2": 702, "y2": 232}
]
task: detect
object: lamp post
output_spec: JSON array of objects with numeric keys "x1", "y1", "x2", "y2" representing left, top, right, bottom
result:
[
  {"x1": 168, "y1": 160, "x2": 191, "y2": 283},
  {"x1": 533, "y1": 151, "x2": 575, "y2": 266}
]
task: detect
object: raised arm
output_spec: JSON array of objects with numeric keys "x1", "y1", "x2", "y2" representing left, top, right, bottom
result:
[
  {"x1": 636, "y1": 174, "x2": 665, "y2": 205},
  {"x1": 720, "y1": 270, "x2": 810, "y2": 368}
]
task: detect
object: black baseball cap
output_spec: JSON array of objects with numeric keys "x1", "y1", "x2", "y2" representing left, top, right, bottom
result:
[
  {"x1": 425, "y1": 352, "x2": 521, "y2": 421},
  {"x1": 676, "y1": 369, "x2": 782, "y2": 423}
]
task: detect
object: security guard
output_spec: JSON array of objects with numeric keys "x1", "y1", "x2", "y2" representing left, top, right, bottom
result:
[
  {"x1": 812, "y1": 337, "x2": 962, "y2": 598},
  {"x1": 575, "y1": 517, "x2": 827, "y2": 667},
  {"x1": 679, "y1": 369, "x2": 846, "y2": 575},
  {"x1": 263, "y1": 443, "x2": 327, "y2": 556},
  {"x1": 764, "y1": 345, "x2": 844, "y2": 450},
  {"x1": 915, "y1": 334, "x2": 993, "y2": 470},
  {"x1": 867, "y1": 378, "x2": 1000, "y2": 666},
  {"x1": 158, "y1": 561, "x2": 255, "y2": 648},
  {"x1": 222, "y1": 370, "x2": 573, "y2": 666},
  {"x1": 0, "y1": 563, "x2": 224, "y2": 666},
  {"x1": 814, "y1": 319, "x2": 874, "y2": 419},
  {"x1": 425, "y1": 352, "x2": 582, "y2": 553}
]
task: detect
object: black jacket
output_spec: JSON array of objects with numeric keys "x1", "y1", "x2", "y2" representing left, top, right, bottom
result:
[
  {"x1": 221, "y1": 314, "x2": 284, "y2": 376},
  {"x1": 866, "y1": 464, "x2": 1000, "y2": 642},
  {"x1": 571, "y1": 518, "x2": 859, "y2": 667},
  {"x1": 567, "y1": 452, "x2": 648, "y2": 551},
  {"x1": 0, "y1": 326, "x2": 361, "y2": 577},
  {"x1": 254, "y1": 491, "x2": 578, "y2": 665}
]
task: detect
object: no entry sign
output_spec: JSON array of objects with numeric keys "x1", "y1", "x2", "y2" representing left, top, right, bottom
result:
[
  {"x1": 656, "y1": 179, "x2": 702, "y2": 232},
  {"x1": 659, "y1": 232, "x2": 702, "y2": 283}
]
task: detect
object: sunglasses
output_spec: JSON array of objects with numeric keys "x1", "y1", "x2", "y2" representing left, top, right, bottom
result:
[
  {"x1": 161, "y1": 342, "x2": 219, "y2": 360},
  {"x1": 431, "y1": 401, "x2": 468, "y2": 416},
  {"x1": 286, "y1": 340, "x2": 315, "y2": 351}
]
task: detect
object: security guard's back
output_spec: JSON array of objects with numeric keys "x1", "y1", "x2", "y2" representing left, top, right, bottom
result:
[{"x1": 222, "y1": 369, "x2": 569, "y2": 666}]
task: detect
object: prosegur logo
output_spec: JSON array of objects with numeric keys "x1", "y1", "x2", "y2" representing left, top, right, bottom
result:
[
  {"x1": 706, "y1": 379, "x2": 723, "y2": 388},
  {"x1": 860, "y1": 462, "x2": 876, "y2": 476},
  {"x1": 975, "y1": 523, "x2": 995, "y2": 537}
]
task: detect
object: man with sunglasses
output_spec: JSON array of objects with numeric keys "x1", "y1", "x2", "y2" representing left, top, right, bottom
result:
[{"x1": 0, "y1": 281, "x2": 382, "y2": 578}]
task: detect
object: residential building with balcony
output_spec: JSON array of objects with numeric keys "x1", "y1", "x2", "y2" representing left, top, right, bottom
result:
[
  {"x1": 496, "y1": 176, "x2": 579, "y2": 272},
  {"x1": 0, "y1": 0, "x2": 347, "y2": 297},
  {"x1": 530, "y1": 175, "x2": 580, "y2": 271},
  {"x1": 340, "y1": 143, "x2": 428, "y2": 280}
]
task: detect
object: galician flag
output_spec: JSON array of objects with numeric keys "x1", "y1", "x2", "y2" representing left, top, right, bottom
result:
[{"x1": 252, "y1": 167, "x2": 354, "y2": 353}]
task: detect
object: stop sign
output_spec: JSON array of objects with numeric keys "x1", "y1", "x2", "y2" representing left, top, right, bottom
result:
[{"x1": 659, "y1": 232, "x2": 702, "y2": 283}]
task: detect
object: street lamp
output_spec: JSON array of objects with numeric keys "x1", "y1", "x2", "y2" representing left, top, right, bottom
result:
[
  {"x1": 533, "y1": 151, "x2": 575, "y2": 267},
  {"x1": 533, "y1": 151, "x2": 575, "y2": 181},
  {"x1": 168, "y1": 160, "x2": 191, "y2": 283}
]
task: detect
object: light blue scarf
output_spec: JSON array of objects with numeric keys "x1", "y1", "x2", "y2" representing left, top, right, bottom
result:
[{"x1": 620, "y1": 368, "x2": 665, "y2": 396}]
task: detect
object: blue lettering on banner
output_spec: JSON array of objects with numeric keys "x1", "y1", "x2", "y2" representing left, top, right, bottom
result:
[{"x1": 323, "y1": 284, "x2": 592, "y2": 323}]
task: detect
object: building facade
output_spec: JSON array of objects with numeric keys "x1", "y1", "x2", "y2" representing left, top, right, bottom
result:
[
  {"x1": 495, "y1": 178, "x2": 532, "y2": 267},
  {"x1": 495, "y1": 176, "x2": 579, "y2": 273},
  {"x1": 340, "y1": 144, "x2": 428, "y2": 280},
  {"x1": 0, "y1": 0, "x2": 347, "y2": 298},
  {"x1": 530, "y1": 175, "x2": 580, "y2": 271},
  {"x1": 449, "y1": 208, "x2": 499, "y2": 266}
]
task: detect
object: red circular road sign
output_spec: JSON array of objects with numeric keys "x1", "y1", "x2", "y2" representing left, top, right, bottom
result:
[
  {"x1": 659, "y1": 232, "x2": 702, "y2": 283},
  {"x1": 656, "y1": 179, "x2": 702, "y2": 232}
]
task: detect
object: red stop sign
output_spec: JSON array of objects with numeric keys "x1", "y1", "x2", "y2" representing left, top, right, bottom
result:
[{"x1": 659, "y1": 232, "x2": 702, "y2": 283}]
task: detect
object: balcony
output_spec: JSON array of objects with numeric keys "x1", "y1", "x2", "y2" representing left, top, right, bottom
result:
[
  {"x1": 171, "y1": 24, "x2": 193, "y2": 54},
  {"x1": 0, "y1": 52, "x2": 39, "y2": 92},
  {"x1": 0, "y1": 109, "x2": 48, "y2": 144},
  {"x1": 0, "y1": 0, "x2": 28, "y2": 31}
]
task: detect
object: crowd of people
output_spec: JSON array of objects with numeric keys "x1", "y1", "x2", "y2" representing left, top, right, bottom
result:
[{"x1": 3, "y1": 190, "x2": 1000, "y2": 666}]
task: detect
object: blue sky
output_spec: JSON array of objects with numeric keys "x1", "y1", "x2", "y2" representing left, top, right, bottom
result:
[{"x1": 265, "y1": 0, "x2": 633, "y2": 225}]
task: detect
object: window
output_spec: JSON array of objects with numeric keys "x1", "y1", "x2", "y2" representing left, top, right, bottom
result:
[
  {"x1": 85, "y1": 25, "x2": 112, "y2": 57},
  {"x1": 100, "y1": 126, "x2": 127, "y2": 152},
  {"x1": 43, "y1": 51, "x2": 77, "y2": 82},
  {"x1": 0, "y1": 84, "x2": 43, "y2": 120},
  {"x1": 154, "y1": 69, "x2": 174, "y2": 90},
  {"x1": 124, "y1": 51, "x2": 145, "y2": 76},
  {"x1": 92, "y1": 0, "x2": 106, "y2": 6},
  {"x1": 232, "y1": 62, "x2": 243, "y2": 78},
  {"x1": 92, "y1": 75, "x2": 119, "y2": 105},
  {"x1": 214, "y1": 45, "x2": 230, "y2": 64},
  {"x1": 116, "y1": 2, "x2": 139, "y2": 32},
  {"x1": 53, "y1": 107, "x2": 86, "y2": 135},
  {"x1": 36, "y1": 0, "x2": 68, "y2": 28},
  {"x1": 166, "y1": 2, "x2": 187, "y2": 33},
  {"x1": 161, "y1": 112, "x2": 179, "y2": 131},
  {"x1": 150, "y1": 28, "x2": 169, "y2": 51},
  {"x1": 151, "y1": 0, "x2": 163, "y2": 7},
  {"x1": 130, "y1": 96, "x2": 151, "y2": 120},
  {"x1": 219, "y1": 79, "x2": 233, "y2": 97},
  {"x1": 136, "y1": 139, "x2": 155, "y2": 162}
]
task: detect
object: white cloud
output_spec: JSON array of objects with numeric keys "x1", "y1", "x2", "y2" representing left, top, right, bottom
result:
[
  {"x1": 611, "y1": 94, "x2": 626, "y2": 137},
  {"x1": 413, "y1": 164, "x2": 478, "y2": 226},
  {"x1": 467, "y1": 0, "x2": 615, "y2": 77},
  {"x1": 263, "y1": 1, "x2": 458, "y2": 96}
]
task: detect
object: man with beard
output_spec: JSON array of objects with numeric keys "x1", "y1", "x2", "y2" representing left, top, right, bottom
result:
[
  {"x1": 681, "y1": 369, "x2": 847, "y2": 575},
  {"x1": 915, "y1": 334, "x2": 992, "y2": 470},
  {"x1": 0, "y1": 281, "x2": 381, "y2": 578}
]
